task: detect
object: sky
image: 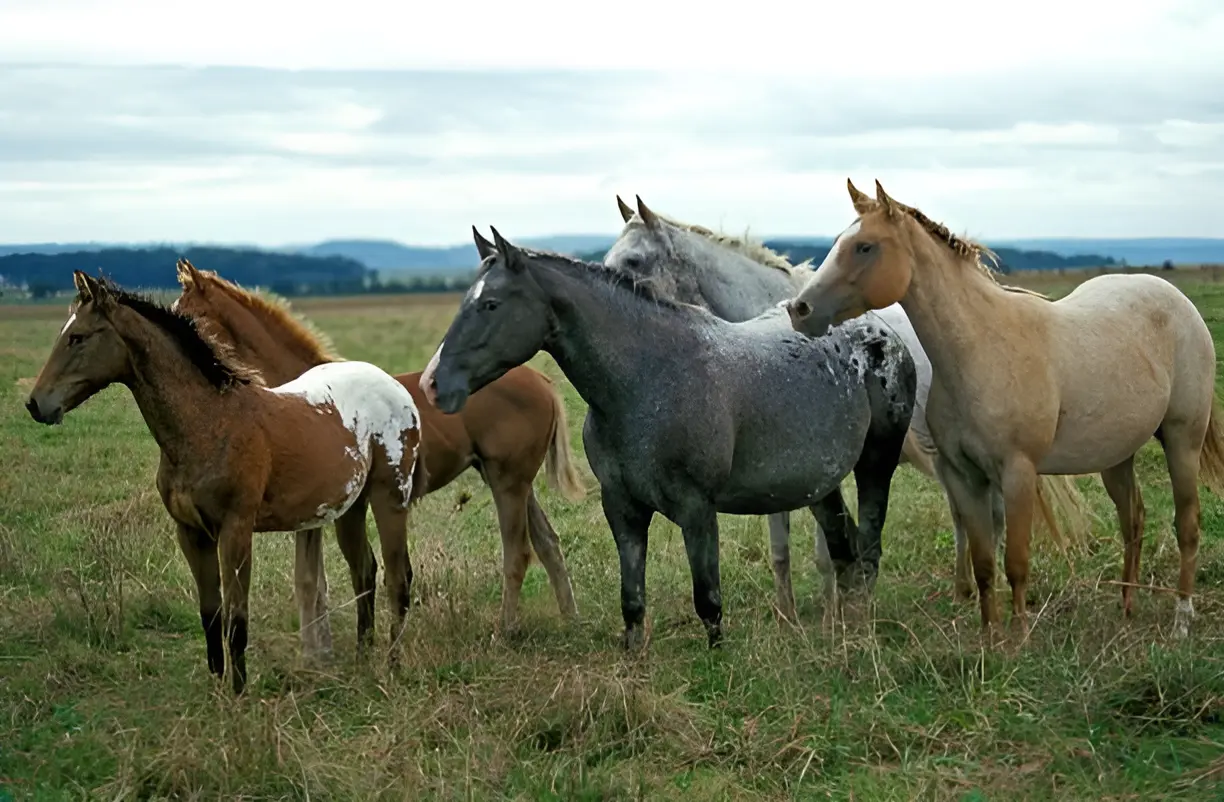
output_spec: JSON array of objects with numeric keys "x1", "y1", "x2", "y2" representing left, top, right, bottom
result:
[{"x1": 2, "y1": 0, "x2": 1224, "y2": 246}]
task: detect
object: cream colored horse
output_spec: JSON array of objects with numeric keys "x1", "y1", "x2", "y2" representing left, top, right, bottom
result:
[{"x1": 786, "y1": 179, "x2": 1224, "y2": 639}]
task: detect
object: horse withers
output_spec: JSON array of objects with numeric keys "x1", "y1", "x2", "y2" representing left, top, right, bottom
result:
[
  {"x1": 420, "y1": 228, "x2": 916, "y2": 649},
  {"x1": 26, "y1": 271, "x2": 424, "y2": 693}
]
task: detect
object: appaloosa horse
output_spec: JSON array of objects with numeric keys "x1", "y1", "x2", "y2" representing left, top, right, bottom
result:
[
  {"x1": 26, "y1": 271, "x2": 424, "y2": 693},
  {"x1": 600, "y1": 195, "x2": 1090, "y2": 609},
  {"x1": 171, "y1": 259, "x2": 585, "y2": 641},
  {"x1": 421, "y1": 228, "x2": 917, "y2": 649},
  {"x1": 788, "y1": 179, "x2": 1224, "y2": 639}
]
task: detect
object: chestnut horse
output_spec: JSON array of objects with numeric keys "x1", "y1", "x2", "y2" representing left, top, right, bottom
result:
[
  {"x1": 26, "y1": 271, "x2": 425, "y2": 694},
  {"x1": 170, "y1": 259, "x2": 585, "y2": 641},
  {"x1": 787, "y1": 179, "x2": 1224, "y2": 639}
]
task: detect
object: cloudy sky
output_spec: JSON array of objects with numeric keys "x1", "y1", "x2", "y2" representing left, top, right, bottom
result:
[{"x1": 2, "y1": 0, "x2": 1223, "y2": 246}]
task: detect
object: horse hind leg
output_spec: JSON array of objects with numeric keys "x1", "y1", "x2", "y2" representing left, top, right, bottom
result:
[
  {"x1": 524, "y1": 487, "x2": 579, "y2": 621},
  {"x1": 333, "y1": 495, "x2": 378, "y2": 660},
  {"x1": 1158, "y1": 423, "x2": 1205, "y2": 638},
  {"x1": 1100, "y1": 456, "x2": 1145, "y2": 620},
  {"x1": 767, "y1": 512, "x2": 798, "y2": 626},
  {"x1": 364, "y1": 492, "x2": 413, "y2": 666},
  {"x1": 808, "y1": 488, "x2": 856, "y2": 631}
]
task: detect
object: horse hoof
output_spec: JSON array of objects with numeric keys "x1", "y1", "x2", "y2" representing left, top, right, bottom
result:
[{"x1": 622, "y1": 626, "x2": 646, "y2": 652}]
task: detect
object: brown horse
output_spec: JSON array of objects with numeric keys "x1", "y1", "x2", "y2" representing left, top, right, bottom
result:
[
  {"x1": 26, "y1": 271, "x2": 425, "y2": 694},
  {"x1": 787, "y1": 179, "x2": 1224, "y2": 639},
  {"x1": 170, "y1": 259, "x2": 585, "y2": 639}
]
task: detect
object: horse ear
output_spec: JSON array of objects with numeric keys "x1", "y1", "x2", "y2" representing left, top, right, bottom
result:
[
  {"x1": 616, "y1": 195, "x2": 634, "y2": 223},
  {"x1": 73, "y1": 270, "x2": 95, "y2": 301},
  {"x1": 489, "y1": 226, "x2": 524, "y2": 272},
  {"x1": 472, "y1": 226, "x2": 497, "y2": 261},
  {"x1": 874, "y1": 180, "x2": 899, "y2": 218},
  {"x1": 847, "y1": 178, "x2": 875, "y2": 216},
  {"x1": 635, "y1": 195, "x2": 659, "y2": 229},
  {"x1": 175, "y1": 258, "x2": 201, "y2": 289}
]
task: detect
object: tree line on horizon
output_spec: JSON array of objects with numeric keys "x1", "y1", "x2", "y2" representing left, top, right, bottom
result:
[{"x1": 0, "y1": 239, "x2": 1124, "y2": 301}]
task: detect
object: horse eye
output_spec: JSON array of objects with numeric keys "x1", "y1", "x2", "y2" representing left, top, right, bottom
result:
[
  {"x1": 855, "y1": 242, "x2": 874, "y2": 255},
  {"x1": 67, "y1": 333, "x2": 86, "y2": 346},
  {"x1": 479, "y1": 299, "x2": 499, "y2": 312},
  {"x1": 622, "y1": 254, "x2": 644, "y2": 271}
]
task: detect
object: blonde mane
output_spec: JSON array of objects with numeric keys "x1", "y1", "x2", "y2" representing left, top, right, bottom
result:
[
  {"x1": 183, "y1": 265, "x2": 343, "y2": 363},
  {"x1": 633, "y1": 212, "x2": 812, "y2": 276},
  {"x1": 893, "y1": 203, "x2": 1050, "y2": 301}
]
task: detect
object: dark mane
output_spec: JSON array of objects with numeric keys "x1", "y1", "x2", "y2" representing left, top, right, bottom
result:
[
  {"x1": 482, "y1": 247, "x2": 695, "y2": 313},
  {"x1": 96, "y1": 277, "x2": 263, "y2": 390}
]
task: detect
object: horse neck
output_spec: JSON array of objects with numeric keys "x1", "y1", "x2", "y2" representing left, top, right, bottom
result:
[
  {"x1": 532, "y1": 260, "x2": 699, "y2": 414},
  {"x1": 898, "y1": 237, "x2": 1013, "y2": 397},
  {"x1": 670, "y1": 230, "x2": 799, "y2": 320},
  {"x1": 204, "y1": 295, "x2": 321, "y2": 384},
  {"x1": 114, "y1": 306, "x2": 241, "y2": 462}
]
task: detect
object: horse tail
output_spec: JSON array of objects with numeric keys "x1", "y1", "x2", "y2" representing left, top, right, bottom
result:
[
  {"x1": 544, "y1": 388, "x2": 587, "y2": 501},
  {"x1": 1198, "y1": 398, "x2": 1224, "y2": 496},
  {"x1": 1034, "y1": 474, "x2": 1093, "y2": 548}
]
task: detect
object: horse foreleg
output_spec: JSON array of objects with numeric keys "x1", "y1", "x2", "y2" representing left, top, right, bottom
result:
[
  {"x1": 936, "y1": 459, "x2": 1002, "y2": 636},
  {"x1": 485, "y1": 469, "x2": 533, "y2": 636},
  {"x1": 1000, "y1": 458, "x2": 1038, "y2": 639},
  {"x1": 601, "y1": 487, "x2": 654, "y2": 651},
  {"x1": 217, "y1": 516, "x2": 255, "y2": 695},
  {"x1": 174, "y1": 521, "x2": 224, "y2": 680},
  {"x1": 294, "y1": 527, "x2": 333, "y2": 663},
  {"x1": 766, "y1": 513, "x2": 798, "y2": 626}
]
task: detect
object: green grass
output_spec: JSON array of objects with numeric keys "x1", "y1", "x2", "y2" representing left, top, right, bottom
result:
[{"x1": 2, "y1": 279, "x2": 1224, "y2": 800}]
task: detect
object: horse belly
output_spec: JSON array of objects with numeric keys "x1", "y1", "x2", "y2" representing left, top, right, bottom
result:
[
  {"x1": 1040, "y1": 381, "x2": 1170, "y2": 475},
  {"x1": 256, "y1": 447, "x2": 372, "y2": 533},
  {"x1": 716, "y1": 404, "x2": 869, "y2": 515}
]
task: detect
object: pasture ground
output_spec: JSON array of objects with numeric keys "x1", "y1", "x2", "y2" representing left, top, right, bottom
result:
[{"x1": 2, "y1": 270, "x2": 1224, "y2": 800}]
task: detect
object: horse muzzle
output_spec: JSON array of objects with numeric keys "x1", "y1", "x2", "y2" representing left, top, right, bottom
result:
[{"x1": 25, "y1": 394, "x2": 64, "y2": 425}]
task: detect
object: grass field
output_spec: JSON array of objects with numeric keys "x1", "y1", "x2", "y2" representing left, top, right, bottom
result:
[{"x1": 3, "y1": 271, "x2": 1224, "y2": 800}]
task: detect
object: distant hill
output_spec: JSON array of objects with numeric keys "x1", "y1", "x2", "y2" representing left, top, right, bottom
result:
[
  {"x1": 293, "y1": 235, "x2": 618, "y2": 274},
  {"x1": 4, "y1": 236, "x2": 1224, "y2": 287}
]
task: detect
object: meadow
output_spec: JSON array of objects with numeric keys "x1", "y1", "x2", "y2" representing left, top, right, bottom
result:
[{"x1": 2, "y1": 269, "x2": 1224, "y2": 800}]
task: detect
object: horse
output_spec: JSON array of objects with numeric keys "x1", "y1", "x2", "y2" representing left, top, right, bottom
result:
[
  {"x1": 169, "y1": 259, "x2": 585, "y2": 640},
  {"x1": 420, "y1": 227, "x2": 917, "y2": 650},
  {"x1": 786, "y1": 178, "x2": 1224, "y2": 639},
  {"x1": 25, "y1": 271, "x2": 425, "y2": 694},
  {"x1": 600, "y1": 195, "x2": 1091, "y2": 608}
]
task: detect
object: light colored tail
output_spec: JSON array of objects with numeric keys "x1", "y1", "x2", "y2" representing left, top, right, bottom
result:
[
  {"x1": 1034, "y1": 474, "x2": 1093, "y2": 548},
  {"x1": 1199, "y1": 398, "x2": 1224, "y2": 496},
  {"x1": 544, "y1": 389, "x2": 587, "y2": 501}
]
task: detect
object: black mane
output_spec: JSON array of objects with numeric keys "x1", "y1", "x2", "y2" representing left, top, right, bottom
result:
[
  {"x1": 481, "y1": 247, "x2": 690, "y2": 312},
  {"x1": 95, "y1": 276, "x2": 258, "y2": 390}
]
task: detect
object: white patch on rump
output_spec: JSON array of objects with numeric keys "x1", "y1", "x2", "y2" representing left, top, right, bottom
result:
[
  {"x1": 270, "y1": 360, "x2": 422, "y2": 527},
  {"x1": 59, "y1": 312, "x2": 77, "y2": 336}
]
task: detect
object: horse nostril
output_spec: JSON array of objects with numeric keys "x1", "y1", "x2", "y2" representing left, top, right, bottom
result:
[
  {"x1": 791, "y1": 300, "x2": 811, "y2": 319},
  {"x1": 25, "y1": 397, "x2": 38, "y2": 418}
]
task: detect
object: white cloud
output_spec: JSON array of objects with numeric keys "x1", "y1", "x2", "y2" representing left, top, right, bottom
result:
[{"x1": 1, "y1": 0, "x2": 1224, "y2": 244}]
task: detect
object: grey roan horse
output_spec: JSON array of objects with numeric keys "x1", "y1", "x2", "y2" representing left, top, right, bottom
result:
[
  {"x1": 420, "y1": 227, "x2": 917, "y2": 649},
  {"x1": 602, "y1": 195, "x2": 1091, "y2": 604}
]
